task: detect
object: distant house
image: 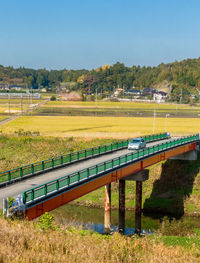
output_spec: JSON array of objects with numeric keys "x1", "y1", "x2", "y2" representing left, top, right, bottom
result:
[
  {"x1": 0, "y1": 83, "x2": 9, "y2": 90},
  {"x1": 143, "y1": 87, "x2": 156, "y2": 95},
  {"x1": 153, "y1": 91, "x2": 167, "y2": 103},
  {"x1": 9, "y1": 85, "x2": 23, "y2": 91},
  {"x1": 114, "y1": 88, "x2": 123, "y2": 97},
  {"x1": 41, "y1": 88, "x2": 47, "y2": 92},
  {"x1": 124, "y1": 89, "x2": 141, "y2": 99},
  {"x1": 126, "y1": 89, "x2": 141, "y2": 95}
]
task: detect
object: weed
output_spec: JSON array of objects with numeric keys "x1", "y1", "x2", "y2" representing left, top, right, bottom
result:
[{"x1": 36, "y1": 212, "x2": 56, "y2": 230}]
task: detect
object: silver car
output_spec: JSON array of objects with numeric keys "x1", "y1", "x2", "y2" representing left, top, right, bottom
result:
[{"x1": 128, "y1": 138, "x2": 146, "y2": 150}]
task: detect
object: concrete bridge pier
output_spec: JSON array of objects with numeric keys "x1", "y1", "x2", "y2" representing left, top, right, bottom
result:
[
  {"x1": 119, "y1": 179, "x2": 125, "y2": 233},
  {"x1": 104, "y1": 183, "x2": 111, "y2": 234},
  {"x1": 119, "y1": 169, "x2": 149, "y2": 235},
  {"x1": 135, "y1": 181, "x2": 142, "y2": 235}
]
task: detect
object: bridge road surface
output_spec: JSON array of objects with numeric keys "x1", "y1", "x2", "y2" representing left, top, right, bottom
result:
[{"x1": 0, "y1": 138, "x2": 174, "y2": 207}]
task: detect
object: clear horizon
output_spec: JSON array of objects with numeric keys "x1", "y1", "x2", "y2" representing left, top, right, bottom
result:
[{"x1": 1, "y1": 0, "x2": 200, "y2": 70}]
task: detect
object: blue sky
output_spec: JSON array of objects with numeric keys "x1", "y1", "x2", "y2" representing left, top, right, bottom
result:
[{"x1": 0, "y1": 0, "x2": 200, "y2": 69}]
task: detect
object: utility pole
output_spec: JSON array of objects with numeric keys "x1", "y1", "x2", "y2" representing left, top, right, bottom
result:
[
  {"x1": 180, "y1": 88, "x2": 183, "y2": 104},
  {"x1": 26, "y1": 84, "x2": 30, "y2": 106},
  {"x1": 31, "y1": 86, "x2": 33, "y2": 105},
  {"x1": 153, "y1": 108, "x2": 156, "y2": 134},
  {"x1": 20, "y1": 93, "x2": 23, "y2": 114},
  {"x1": 95, "y1": 88, "x2": 98, "y2": 108},
  {"x1": 165, "y1": 114, "x2": 170, "y2": 132},
  {"x1": 8, "y1": 93, "x2": 10, "y2": 115}
]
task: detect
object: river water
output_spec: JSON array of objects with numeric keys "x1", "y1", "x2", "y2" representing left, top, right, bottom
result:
[{"x1": 50, "y1": 204, "x2": 200, "y2": 235}]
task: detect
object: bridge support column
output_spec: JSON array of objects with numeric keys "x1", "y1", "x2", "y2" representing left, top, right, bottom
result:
[
  {"x1": 121, "y1": 169, "x2": 149, "y2": 235},
  {"x1": 119, "y1": 179, "x2": 125, "y2": 233},
  {"x1": 135, "y1": 181, "x2": 142, "y2": 235},
  {"x1": 104, "y1": 183, "x2": 111, "y2": 234}
]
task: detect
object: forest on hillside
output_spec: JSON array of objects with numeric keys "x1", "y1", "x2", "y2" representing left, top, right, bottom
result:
[{"x1": 1, "y1": 57, "x2": 200, "y2": 102}]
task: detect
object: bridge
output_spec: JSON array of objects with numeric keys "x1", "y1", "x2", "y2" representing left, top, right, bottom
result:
[{"x1": 1, "y1": 133, "x2": 199, "y2": 234}]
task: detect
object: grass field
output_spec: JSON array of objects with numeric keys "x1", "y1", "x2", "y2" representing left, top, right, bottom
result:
[{"x1": 1, "y1": 115, "x2": 199, "y2": 138}]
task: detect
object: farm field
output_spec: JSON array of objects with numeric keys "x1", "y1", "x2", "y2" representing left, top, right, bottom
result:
[
  {"x1": 0, "y1": 99, "x2": 45, "y2": 114},
  {"x1": 0, "y1": 99, "x2": 43, "y2": 104},
  {"x1": 33, "y1": 101, "x2": 200, "y2": 118},
  {"x1": 0, "y1": 116, "x2": 8, "y2": 122},
  {"x1": 1, "y1": 115, "x2": 199, "y2": 138},
  {"x1": 45, "y1": 101, "x2": 199, "y2": 110},
  {"x1": 0, "y1": 105, "x2": 29, "y2": 114}
]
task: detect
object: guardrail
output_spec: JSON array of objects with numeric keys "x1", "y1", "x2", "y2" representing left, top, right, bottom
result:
[
  {"x1": 23, "y1": 134, "x2": 198, "y2": 204},
  {"x1": 0, "y1": 133, "x2": 168, "y2": 185}
]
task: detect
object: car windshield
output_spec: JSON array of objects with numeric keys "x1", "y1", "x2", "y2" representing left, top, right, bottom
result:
[{"x1": 130, "y1": 139, "x2": 142, "y2": 143}]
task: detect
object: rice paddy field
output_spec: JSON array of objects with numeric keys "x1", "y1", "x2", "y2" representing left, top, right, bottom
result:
[
  {"x1": 0, "y1": 116, "x2": 7, "y2": 122},
  {"x1": 32, "y1": 101, "x2": 200, "y2": 118},
  {"x1": 0, "y1": 99, "x2": 44, "y2": 114},
  {"x1": 1, "y1": 115, "x2": 199, "y2": 138},
  {"x1": 45, "y1": 101, "x2": 199, "y2": 110},
  {"x1": 0, "y1": 99, "x2": 43, "y2": 104},
  {"x1": 0, "y1": 105, "x2": 29, "y2": 114}
]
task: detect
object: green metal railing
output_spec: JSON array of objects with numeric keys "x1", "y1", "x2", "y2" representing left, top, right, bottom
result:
[
  {"x1": 23, "y1": 134, "x2": 198, "y2": 205},
  {"x1": 0, "y1": 133, "x2": 168, "y2": 185}
]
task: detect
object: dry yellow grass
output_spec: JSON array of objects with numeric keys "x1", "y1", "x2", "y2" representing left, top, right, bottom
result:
[
  {"x1": 1, "y1": 116, "x2": 199, "y2": 138},
  {"x1": 0, "y1": 217, "x2": 199, "y2": 263}
]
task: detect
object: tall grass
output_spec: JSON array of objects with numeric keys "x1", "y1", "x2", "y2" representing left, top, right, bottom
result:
[{"x1": 0, "y1": 216, "x2": 199, "y2": 263}]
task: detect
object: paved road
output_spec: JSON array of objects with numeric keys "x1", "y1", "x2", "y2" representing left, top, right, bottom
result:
[{"x1": 0, "y1": 138, "x2": 173, "y2": 205}]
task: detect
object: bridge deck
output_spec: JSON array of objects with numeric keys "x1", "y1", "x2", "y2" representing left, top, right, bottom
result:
[
  {"x1": 24, "y1": 135, "x2": 198, "y2": 219},
  {"x1": 0, "y1": 138, "x2": 172, "y2": 206}
]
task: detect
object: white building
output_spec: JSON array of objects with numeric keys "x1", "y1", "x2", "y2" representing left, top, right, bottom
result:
[{"x1": 153, "y1": 92, "x2": 167, "y2": 103}]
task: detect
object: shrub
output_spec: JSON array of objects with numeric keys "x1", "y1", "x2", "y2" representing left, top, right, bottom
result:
[
  {"x1": 50, "y1": 96, "x2": 56, "y2": 101},
  {"x1": 37, "y1": 212, "x2": 55, "y2": 230}
]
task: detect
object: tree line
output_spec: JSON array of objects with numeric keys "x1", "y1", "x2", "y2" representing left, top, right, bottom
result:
[{"x1": 1, "y1": 57, "x2": 200, "y2": 100}]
